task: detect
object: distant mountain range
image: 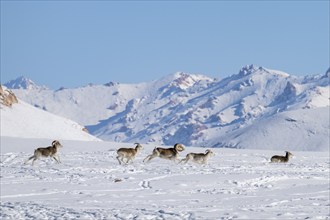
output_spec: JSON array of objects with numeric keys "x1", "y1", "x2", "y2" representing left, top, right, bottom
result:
[{"x1": 4, "y1": 65, "x2": 330, "y2": 151}]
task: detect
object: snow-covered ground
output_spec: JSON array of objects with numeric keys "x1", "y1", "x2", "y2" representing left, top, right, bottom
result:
[{"x1": 1, "y1": 137, "x2": 329, "y2": 219}]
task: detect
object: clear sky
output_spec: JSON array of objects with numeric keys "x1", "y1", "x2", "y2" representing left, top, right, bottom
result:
[{"x1": 1, "y1": 1, "x2": 329, "y2": 89}]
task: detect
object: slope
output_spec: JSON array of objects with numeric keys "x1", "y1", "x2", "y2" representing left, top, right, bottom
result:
[{"x1": 0, "y1": 87, "x2": 99, "y2": 141}]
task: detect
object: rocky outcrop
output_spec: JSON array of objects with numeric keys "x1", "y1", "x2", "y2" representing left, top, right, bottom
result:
[
  {"x1": 82, "y1": 127, "x2": 89, "y2": 133},
  {"x1": 0, "y1": 85, "x2": 18, "y2": 107}
]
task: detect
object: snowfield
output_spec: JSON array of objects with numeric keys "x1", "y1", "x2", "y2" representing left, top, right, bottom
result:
[{"x1": 1, "y1": 137, "x2": 329, "y2": 219}]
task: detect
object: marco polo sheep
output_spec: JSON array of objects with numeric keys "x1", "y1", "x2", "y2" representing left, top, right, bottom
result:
[
  {"x1": 116, "y1": 143, "x2": 143, "y2": 165},
  {"x1": 180, "y1": 149, "x2": 214, "y2": 164},
  {"x1": 143, "y1": 143, "x2": 185, "y2": 163},
  {"x1": 25, "y1": 140, "x2": 63, "y2": 166},
  {"x1": 270, "y1": 151, "x2": 293, "y2": 163}
]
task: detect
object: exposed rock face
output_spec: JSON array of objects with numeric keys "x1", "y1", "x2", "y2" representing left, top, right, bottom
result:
[
  {"x1": 82, "y1": 127, "x2": 89, "y2": 133},
  {"x1": 0, "y1": 85, "x2": 18, "y2": 107}
]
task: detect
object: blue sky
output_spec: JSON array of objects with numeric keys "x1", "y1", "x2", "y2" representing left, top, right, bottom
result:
[{"x1": 1, "y1": 1, "x2": 329, "y2": 89}]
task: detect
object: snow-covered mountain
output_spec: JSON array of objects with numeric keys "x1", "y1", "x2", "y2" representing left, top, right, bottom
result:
[
  {"x1": 4, "y1": 76, "x2": 47, "y2": 90},
  {"x1": 0, "y1": 86, "x2": 99, "y2": 141},
  {"x1": 6, "y1": 65, "x2": 330, "y2": 151}
]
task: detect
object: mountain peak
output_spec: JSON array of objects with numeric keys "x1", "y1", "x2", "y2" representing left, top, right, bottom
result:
[
  {"x1": 169, "y1": 72, "x2": 213, "y2": 90},
  {"x1": 238, "y1": 64, "x2": 262, "y2": 76},
  {"x1": 238, "y1": 65, "x2": 291, "y2": 78},
  {"x1": 4, "y1": 76, "x2": 47, "y2": 90},
  {"x1": 325, "y1": 67, "x2": 330, "y2": 78},
  {"x1": 155, "y1": 72, "x2": 213, "y2": 92},
  {"x1": 104, "y1": 81, "x2": 119, "y2": 87}
]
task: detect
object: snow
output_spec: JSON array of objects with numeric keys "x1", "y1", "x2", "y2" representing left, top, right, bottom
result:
[
  {"x1": 3, "y1": 76, "x2": 47, "y2": 90},
  {"x1": 1, "y1": 137, "x2": 329, "y2": 219},
  {"x1": 207, "y1": 107, "x2": 330, "y2": 151},
  {"x1": 0, "y1": 99, "x2": 99, "y2": 141},
  {"x1": 305, "y1": 86, "x2": 330, "y2": 108},
  {"x1": 1, "y1": 65, "x2": 329, "y2": 219},
  {"x1": 4, "y1": 65, "x2": 330, "y2": 151}
]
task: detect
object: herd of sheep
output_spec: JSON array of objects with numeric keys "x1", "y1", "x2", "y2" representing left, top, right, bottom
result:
[{"x1": 24, "y1": 140, "x2": 294, "y2": 166}]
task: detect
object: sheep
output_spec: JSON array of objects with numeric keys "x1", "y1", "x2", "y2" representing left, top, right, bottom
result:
[
  {"x1": 25, "y1": 140, "x2": 63, "y2": 166},
  {"x1": 180, "y1": 149, "x2": 215, "y2": 164},
  {"x1": 116, "y1": 143, "x2": 143, "y2": 165},
  {"x1": 143, "y1": 143, "x2": 185, "y2": 163},
  {"x1": 270, "y1": 151, "x2": 293, "y2": 163}
]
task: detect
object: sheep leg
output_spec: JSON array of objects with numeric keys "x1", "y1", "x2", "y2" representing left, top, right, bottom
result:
[
  {"x1": 143, "y1": 154, "x2": 157, "y2": 163},
  {"x1": 24, "y1": 155, "x2": 35, "y2": 165},
  {"x1": 143, "y1": 155, "x2": 150, "y2": 163},
  {"x1": 56, "y1": 155, "x2": 61, "y2": 163},
  {"x1": 52, "y1": 156, "x2": 60, "y2": 164},
  {"x1": 180, "y1": 156, "x2": 190, "y2": 164},
  {"x1": 201, "y1": 160, "x2": 207, "y2": 165},
  {"x1": 31, "y1": 157, "x2": 38, "y2": 166},
  {"x1": 174, "y1": 157, "x2": 181, "y2": 164},
  {"x1": 116, "y1": 156, "x2": 122, "y2": 165},
  {"x1": 127, "y1": 158, "x2": 134, "y2": 164}
]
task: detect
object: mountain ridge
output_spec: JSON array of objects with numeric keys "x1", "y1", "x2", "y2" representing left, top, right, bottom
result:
[
  {"x1": 4, "y1": 65, "x2": 330, "y2": 151},
  {"x1": 4, "y1": 76, "x2": 48, "y2": 90}
]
